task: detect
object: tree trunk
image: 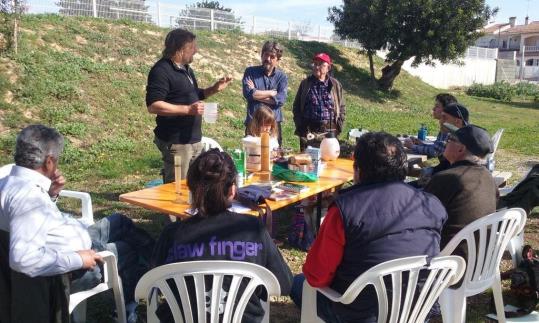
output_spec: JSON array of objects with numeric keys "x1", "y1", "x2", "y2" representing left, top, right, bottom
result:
[
  {"x1": 377, "y1": 59, "x2": 404, "y2": 91},
  {"x1": 367, "y1": 51, "x2": 376, "y2": 85}
]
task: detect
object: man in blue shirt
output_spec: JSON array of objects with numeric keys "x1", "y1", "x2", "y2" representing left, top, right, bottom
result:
[{"x1": 242, "y1": 41, "x2": 288, "y2": 145}]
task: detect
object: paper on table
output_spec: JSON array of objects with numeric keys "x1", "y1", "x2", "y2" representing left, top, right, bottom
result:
[
  {"x1": 229, "y1": 201, "x2": 253, "y2": 213},
  {"x1": 185, "y1": 202, "x2": 252, "y2": 215}
]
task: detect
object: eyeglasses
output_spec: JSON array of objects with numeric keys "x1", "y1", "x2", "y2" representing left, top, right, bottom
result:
[
  {"x1": 447, "y1": 135, "x2": 461, "y2": 144},
  {"x1": 454, "y1": 105, "x2": 469, "y2": 126}
]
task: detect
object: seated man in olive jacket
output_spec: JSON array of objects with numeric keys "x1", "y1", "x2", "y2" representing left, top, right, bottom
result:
[{"x1": 424, "y1": 124, "x2": 497, "y2": 248}]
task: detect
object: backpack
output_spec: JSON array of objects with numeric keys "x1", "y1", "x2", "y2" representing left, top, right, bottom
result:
[{"x1": 504, "y1": 245, "x2": 539, "y2": 317}]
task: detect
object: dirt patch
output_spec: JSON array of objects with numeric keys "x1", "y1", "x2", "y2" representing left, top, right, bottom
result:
[
  {"x1": 50, "y1": 42, "x2": 67, "y2": 52},
  {"x1": 1, "y1": 58, "x2": 19, "y2": 84},
  {"x1": 143, "y1": 30, "x2": 161, "y2": 37},
  {"x1": 4, "y1": 91, "x2": 13, "y2": 104},
  {"x1": 19, "y1": 28, "x2": 36, "y2": 35},
  {"x1": 75, "y1": 35, "x2": 87, "y2": 45},
  {"x1": 495, "y1": 149, "x2": 539, "y2": 185}
]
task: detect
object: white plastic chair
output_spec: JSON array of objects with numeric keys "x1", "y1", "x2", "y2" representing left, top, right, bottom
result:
[
  {"x1": 70, "y1": 251, "x2": 126, "y2": 323},
  {"x1": 134, "y1": 260, "x2": 281, "y2": 323},
  {"x1": 0, "y1": 164, "x2": 94, "y2": 226},
  {"x1": 1, "y1": 163, "x2": 125, "y2": 321},
  {"x1": 439, "y1": 208, "x2": 527, "y2": 323},
  {"x1": 300, "y1": 255, "x2": 466, "y2": 323},
  {"x1": 201, "y1": 137, "x2": 223, "y2": 152},
  {"x1": 486, "y1": 128, "x2": 504, "y2": 172}
]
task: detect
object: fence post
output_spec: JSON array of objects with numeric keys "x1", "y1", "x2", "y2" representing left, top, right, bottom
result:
[
  {"x1": 251, "y1": 16, "x2": 255, "y2": 35},
  {"x1": 156, "y1": 0, "x2": 161, "y2": 27},
  {"x1": 288, "y1": 22, "x2": 291, "y2": 40},
  {"x1": 92, "y1": 0, "x2": 97, "y2": 17},
  {"x1": 318, "y1": 25, "x2": 321, "y2": 42},
  {"x1": 520, "y1": 39, "x2": 525, "y2": 81},
  {"x1": 210, "y1": 9, "x2": 214, "y2": 31}
]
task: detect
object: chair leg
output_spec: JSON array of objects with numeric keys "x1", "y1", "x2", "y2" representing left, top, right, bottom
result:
[
  {"x1": 492, "y1": 272, "x2": 506, "y2": 323},
  {"x1": 71, "y1": 301, "x2": 87, "y2": 323},
  {"x1": 114, "y1": 286, "x2": 127, "y2": 323},
  {"x1": 261, "y1": 300, "x2": 270, "y2": 323},
  {"x1": 439, "y1": 288, "x2": 467, "y2": 323},
  {"x1": 300, "y1": 281, "x2": 324, "y2": 323},
  {"x1": 508, "y1": 232, "x2": 524, "y2": 268}
]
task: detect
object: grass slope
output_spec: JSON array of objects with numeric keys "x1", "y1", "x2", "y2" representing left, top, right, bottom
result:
[{"x1": 1, "y1": 14, "x2": 539, "y2": 322}]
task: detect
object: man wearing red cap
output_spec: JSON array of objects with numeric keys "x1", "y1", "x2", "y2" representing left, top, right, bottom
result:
[{"x1": 293, "y1": 53, "x2": 345, "y2": 151}]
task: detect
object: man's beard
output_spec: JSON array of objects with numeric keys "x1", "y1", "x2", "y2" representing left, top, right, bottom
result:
[{"x1": 263, "y1": 63, "x2": 273, "y2": 73}]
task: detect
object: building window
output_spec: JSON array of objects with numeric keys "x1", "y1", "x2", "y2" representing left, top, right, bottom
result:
[{"x1": 526, "y1": 59, "x2": 534, "y2": 66}]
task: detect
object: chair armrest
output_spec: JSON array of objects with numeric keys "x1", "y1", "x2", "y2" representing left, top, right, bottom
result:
[
  {"x1": 498, "y1": 187, "x2": 514, "y2": 197},
  {"x1": 316, "y1": 286, "x2": 345, "y2": 302},
  {"x1": 58, "y1": 190, "x2": 94, "y2": 226}
]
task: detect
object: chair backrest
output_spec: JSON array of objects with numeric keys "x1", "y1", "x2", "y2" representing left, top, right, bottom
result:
[
  {"x1": 1, "y1": 163, "x2": 94, "y2": 226},
  {"x1": 320, "y1": 255, "x2": 465, "y2": 323},
  {"x1": 69, "y1": 251, "x2": 126, "y2": 323},
  {"x1": 201, "y1": 137, "x2": 223, "y2": 152},
  {"x1": 486, "y1": 128, "x2": 504, "y2": 172},
  {"x1": 440, "y1": 208, "x2": 526, "y2": 295},
  {"x1": 0, "y1": 164, "x2": 14, "y2": 179},
  {"x1": 491, "y1": 128, "x2": 504, "y2": 155},
  {"x1": 135, "y1": 261, "x2": 281, "y2": 323}
]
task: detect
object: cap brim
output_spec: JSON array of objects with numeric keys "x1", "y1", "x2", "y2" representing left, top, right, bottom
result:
[{"x1": 443, "y1": 122, "x2": 459, "y2": 133}]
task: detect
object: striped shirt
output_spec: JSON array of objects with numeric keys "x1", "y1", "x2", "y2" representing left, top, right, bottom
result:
[{"x1": 412, "y1": 131, "x2": 448, "y2": 158}]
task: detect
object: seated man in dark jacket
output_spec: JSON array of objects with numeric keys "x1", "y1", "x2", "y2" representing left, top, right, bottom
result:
[
  {"x1": 424, "y1": 124, "x2": 497, "y2": 248},
  {"x1": 291, "y1": 132, "x2": 447, "y2": 323}
]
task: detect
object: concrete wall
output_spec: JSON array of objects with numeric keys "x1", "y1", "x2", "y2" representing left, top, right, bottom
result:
[{"x1": 401, "y1": 57, "x2": 497, "y2": 89}]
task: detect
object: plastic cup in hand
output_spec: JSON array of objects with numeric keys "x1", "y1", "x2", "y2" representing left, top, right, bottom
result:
[{"x1": 203, "y1": 102, "x2": 218, "y2": 123}]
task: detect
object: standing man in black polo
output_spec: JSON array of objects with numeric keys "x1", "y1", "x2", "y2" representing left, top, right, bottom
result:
[{"x1": 146, "y1": 28, "x2": 232, "y2": 182}]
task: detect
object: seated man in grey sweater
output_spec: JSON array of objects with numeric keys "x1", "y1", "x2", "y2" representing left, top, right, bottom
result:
[{"x1": 424, "y1": 124, "x2": 497, "y2": 248}]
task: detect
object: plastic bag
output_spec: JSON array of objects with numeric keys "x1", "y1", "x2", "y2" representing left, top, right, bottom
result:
[{"x1": 272, "y1": 164, "x2": 317, "y2": 182}]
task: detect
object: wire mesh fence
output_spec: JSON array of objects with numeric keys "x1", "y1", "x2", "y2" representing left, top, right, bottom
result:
[{"x1": 21, "y1": 0, "x2": 362, "y2": 47}]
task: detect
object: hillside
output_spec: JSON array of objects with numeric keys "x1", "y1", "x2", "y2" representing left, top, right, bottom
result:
[
  {"x1": 2, "y1": 14, "x2": 537, "y2": 191},
  {"x1": 1, "y1": 14, "x2": 539, "y2": 322}
]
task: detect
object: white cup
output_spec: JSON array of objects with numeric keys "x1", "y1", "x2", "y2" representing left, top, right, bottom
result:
[{"x1": 203, "y1": 102, "x2": 218, "y2": 123}]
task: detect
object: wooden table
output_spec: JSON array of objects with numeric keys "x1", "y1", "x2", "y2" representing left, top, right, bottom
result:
[{"x1": 119, "y1": 158, "x2": 355, "y2": 219}]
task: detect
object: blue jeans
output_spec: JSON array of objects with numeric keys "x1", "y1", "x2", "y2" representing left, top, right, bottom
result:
[
  {"x1": 70, "y1": 213, "x2": 155, "y2": 303},
  {"x1": 290, "y1": 274, "x2": 344, "y2": 323}
]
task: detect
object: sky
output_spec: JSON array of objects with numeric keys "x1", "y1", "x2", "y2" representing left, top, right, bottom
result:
[{"x1": 221, "y1": 0, "x2": 537, "y2": 28}]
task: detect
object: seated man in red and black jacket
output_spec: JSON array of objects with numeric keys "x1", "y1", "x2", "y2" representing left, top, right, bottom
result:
[{"x1": 291, "y1": 132, "x2": 447, "y2": 323}]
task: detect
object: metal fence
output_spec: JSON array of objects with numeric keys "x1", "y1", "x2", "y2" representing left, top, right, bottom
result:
[
  {"x1": 20, "y1": 0, "x2": 499, "y2": 62},
  {"x1": 23, "y1": 0, "x2": 359, "y2": 45}
]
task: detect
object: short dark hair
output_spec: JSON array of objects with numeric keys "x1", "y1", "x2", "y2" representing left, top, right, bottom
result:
[
  {"x1": 162, "y1": 28, "x2": 196, "y2": 59},
  {"x1": 187, "y1": 149, "x2": 237, "y2": 217},
  {"x1": 353, "y1": 132, "x2": 407, "y2": 184},
  {"x1": 261, "y1": 41, "x2": 283, "y2": 60},
  {"x1": 435, "y1": 93, "x2": 458, "y2": 109}
]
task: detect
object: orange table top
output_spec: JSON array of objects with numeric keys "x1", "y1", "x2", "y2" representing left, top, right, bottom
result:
[{"x1": 119, "y1": 158, "x2": 355, "y2": 219}]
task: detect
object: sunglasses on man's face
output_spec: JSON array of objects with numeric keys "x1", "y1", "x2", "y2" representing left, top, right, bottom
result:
[
  {"x1": 447, "y1": 135, "x2": 461, "y2": 144},
  {"x1": 454, "y1": 105, "x2": 469, "y2": 126}
]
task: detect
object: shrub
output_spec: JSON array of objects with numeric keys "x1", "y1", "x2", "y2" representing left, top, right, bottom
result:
[
  {"x1": 514, "y1": 82, "x2": 539, "y2": 97},
  {"x1": 466, "y1": 82, "x2": 515, "y2": 102},
  {"x1": 466, "y1": 82, "x2": 539, "y2": 102}
]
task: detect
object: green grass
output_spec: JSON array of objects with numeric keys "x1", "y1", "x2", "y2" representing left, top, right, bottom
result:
[{"x1": 1, "y1": 13, "x2": 539, "y2": 322}]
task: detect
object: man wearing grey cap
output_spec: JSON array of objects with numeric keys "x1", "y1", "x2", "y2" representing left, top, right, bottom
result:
[{"x1": 424, "y1": 124, "x2": 497, "y2": 248}]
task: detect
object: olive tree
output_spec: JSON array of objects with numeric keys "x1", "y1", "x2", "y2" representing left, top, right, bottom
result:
[{"x1": 328, "y1": 0, "x2": 496, "y2": 90}]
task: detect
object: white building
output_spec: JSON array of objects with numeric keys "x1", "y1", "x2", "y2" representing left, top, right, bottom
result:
[{"x1": 476, "y1": 17, "x2": 539, "y2": 80}]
